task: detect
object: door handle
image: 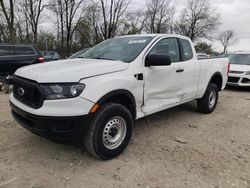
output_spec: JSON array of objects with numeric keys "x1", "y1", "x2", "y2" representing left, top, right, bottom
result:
[
  {"x1": 176, "y1": 68, "x2": 184, "y2": 73},
  {"x1": 134, "y1": 73, "x2": 143, "y2": 80}
]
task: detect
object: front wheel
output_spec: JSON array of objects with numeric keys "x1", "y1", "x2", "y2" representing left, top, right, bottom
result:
[
  {"x1": 84, "y1": 103, "x2": 133, "y2": 160},
  {"x1": 197, "y1": 83, "x2": 219, "y2": 114}
]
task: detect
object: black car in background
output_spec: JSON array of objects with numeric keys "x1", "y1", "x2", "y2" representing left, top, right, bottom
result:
[
  {"x1": 0, "y1": 44, "x2": 44, "y2": 92},
  {"x1": 0, "y1": 44, "x2": 44, "y2": 75}
]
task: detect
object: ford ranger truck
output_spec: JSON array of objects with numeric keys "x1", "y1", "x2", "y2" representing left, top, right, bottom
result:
[{"x1": 10, "y1": 34, "x2": 229, "y2": 160}]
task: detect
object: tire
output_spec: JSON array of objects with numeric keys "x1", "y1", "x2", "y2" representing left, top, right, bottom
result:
[
  {"x1": 197, "y1": 83, "x2": 219, "y2": 114},
  {"x1": 84, "y1": 103, "x2": 133, "y2": 160}
]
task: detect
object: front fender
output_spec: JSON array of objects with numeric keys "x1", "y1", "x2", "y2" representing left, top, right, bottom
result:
[{"x1": 79, "y1": 71, "x2": 143, "y2": 107}]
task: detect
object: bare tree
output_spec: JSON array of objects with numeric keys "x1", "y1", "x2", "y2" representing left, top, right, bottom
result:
[
  {"x1": 74, "y1": 19, "x2": 93, "y2": 47},
  {"x1": 83, "y1": 2, "x2": 103, "y2": 45},
  {"x1": 0, "y1": 0, "x2": 16, "y2": 42},
  {"x1": 122, "y1": 10, "x2": 145, "y2": 35},
  {"x1": 81, "y1": 0, "x2": 131, "y2": 42},
  {"x1": 52, "y1": 0, "x2": 65, "y2": 50},
  {"x1": 99, "y1": 0, "x2": 131, "y2": 39},
  {"x1": 14, "y1": 2, "x2": 32, "y2": 44},
  {"x1": 65, "y1": 0, "x2": 84, "y2": 55},
  {"x1": 49, "y1": 0, "x2": 84, "y2": 56},
  {"x1": 144, "y1": 0, "x2": 174, "y2": 33},
  {"x1": 175, "y1": 0, "x2": 220, "y2": 41},
  {"x1": 21, "y1": 0, "x2": 46, "y2": 44},
  {"x1": 0, "y1": 14, "x2": 9, "y2": 42},
  {"x1": 218, "y1": 30, "x2": 238, "y2": 54}
]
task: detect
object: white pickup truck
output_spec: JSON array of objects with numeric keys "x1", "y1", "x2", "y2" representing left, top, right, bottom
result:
[{"x1": 10, "y1": 34, "x2": 229, "y2": 159}]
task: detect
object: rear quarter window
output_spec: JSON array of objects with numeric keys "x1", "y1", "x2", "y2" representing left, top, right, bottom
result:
[
  {"x1": 181, "y1": 39, "x2": 193, "y2": 61},
  {"x1": 13, "y1": 46, "x2": 37, "y2": 56}
]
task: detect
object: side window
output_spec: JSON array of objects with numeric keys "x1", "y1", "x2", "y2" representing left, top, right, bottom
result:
[
  {"x1": 149, "y1": 38, "x2": 180, "y2": 62},
  {"x1": 0, "y1": 46, "x2": 13, "y2": 56},
  {"x1": 181, "y1": 39, "x2": 193, "y2": 61},
  {"x1": 13, "y1": 46, "x2": 36, "y2": 55}
]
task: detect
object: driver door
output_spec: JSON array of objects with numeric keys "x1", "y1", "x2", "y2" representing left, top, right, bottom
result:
[{"x1": 142, "y1": 37, "x2": 185, "y2": 115}]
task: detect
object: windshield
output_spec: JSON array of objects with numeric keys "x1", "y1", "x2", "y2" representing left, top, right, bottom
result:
[
  {"x1": 80, "y1": 36, "x2": 153, "y2": 63},
  {"x1": 229, "y1": 54, "x2": 250, "y2": 65}
]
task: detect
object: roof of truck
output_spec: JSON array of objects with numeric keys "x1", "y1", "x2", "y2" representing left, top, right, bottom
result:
[{"x1": 116, "y1": 34, "x2": 191, "y2": 40}]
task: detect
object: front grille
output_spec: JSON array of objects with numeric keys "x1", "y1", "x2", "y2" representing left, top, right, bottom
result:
[
  {"x1": 229, "y1": 70, "x2": 244, "y2": 74},
  {"x1": 13, "y1": 76, "x2": 44, "y2": 109},
  {"x1": 228, "y1": 77, "x2": 240, "y2": 83}
]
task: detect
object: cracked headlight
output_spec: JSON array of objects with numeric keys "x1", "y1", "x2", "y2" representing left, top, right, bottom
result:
[{"x1": 41, "y1": 83, "x2": 85, "y2": 100}]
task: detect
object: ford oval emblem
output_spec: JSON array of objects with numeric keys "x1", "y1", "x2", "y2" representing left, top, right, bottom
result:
[{"x1": 17, "y1": 87, "x2": 25, "y2": 96}]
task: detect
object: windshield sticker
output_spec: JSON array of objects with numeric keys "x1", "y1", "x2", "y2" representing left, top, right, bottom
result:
[{"x1": 128, "y1": 39, "x2": 147, "y2": 44}]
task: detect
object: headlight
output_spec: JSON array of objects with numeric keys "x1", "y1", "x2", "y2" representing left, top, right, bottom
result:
[
  {"x1": 41, "y1": 83, "x2": 85, "y2": 100},
  {"x1": 246, "y1": 71, "x2": 250, "y2": 75}
]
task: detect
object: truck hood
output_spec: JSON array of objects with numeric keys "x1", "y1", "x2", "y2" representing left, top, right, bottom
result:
[
  {"x1": 230, "y1": 64, "x2": 250, "y2": 72},
  {"x1": 14, "y1": 58, "x2": 129, "y2": 83}
]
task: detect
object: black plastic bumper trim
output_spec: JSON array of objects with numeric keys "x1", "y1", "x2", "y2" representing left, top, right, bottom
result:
[{"x1": 10, "y1": 102, "x2": 92, "y2": 140}]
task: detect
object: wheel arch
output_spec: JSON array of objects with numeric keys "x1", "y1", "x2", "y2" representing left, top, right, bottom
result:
[
  {"x1": 95, "y1": 89, "x2": 137, "y2": 120},
  {"x1": 208, "y1": 72, "x2": 223, "y2": 91}
]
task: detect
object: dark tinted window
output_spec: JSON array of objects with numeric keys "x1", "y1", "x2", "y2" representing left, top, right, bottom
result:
[
  {"x1": 13, "y1": 46, "x2": 36, "y2": 55},
  {"x1": 0, "y1": 46, "x2": 13, "y2": 56},
  {"x1": 149, "y1": 38, "x2": 180, "y2": 62},
  {"x1": 181, "y1": 39, "x2": 193, "y2": 61}
]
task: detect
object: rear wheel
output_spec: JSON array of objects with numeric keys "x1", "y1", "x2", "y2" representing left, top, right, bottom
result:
[
  {"x1": 197, "y1": 83, "x2": 219, "y2": 114},
  {"x1": 84, "y1": 103, "x2": 133, "y2": 160}
]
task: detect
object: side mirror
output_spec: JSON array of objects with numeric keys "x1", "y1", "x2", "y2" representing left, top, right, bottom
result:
[{"x1": 145, "y1": 54, "x2": 172, "y2": 67}]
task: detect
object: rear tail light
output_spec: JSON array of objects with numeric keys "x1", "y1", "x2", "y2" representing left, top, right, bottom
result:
[{"x1": 38, "y1": 57, "x2": 45, "y2": 63}]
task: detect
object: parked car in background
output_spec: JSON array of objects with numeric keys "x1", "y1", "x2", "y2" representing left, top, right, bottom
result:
[
  {"x1": 219, "y1": 53, "x2": 231, "y2": 58},
  {"x1": 0, "y1": 44, "x2": 44, "y2": 93},
  {"x1": 41, "y1": 51, "x2": 60, "y2": 61},
  {"x1": 68, "y1": 48, "x2": 90, "y2": 59},
  {"x1": 197, "y1": 53, "x2": 210, "y2": 59},
  {"x1": 10, "y1": 34, "x2": 229, "y2": 159},
  {"x1": 227, "y1": 52, "x2": 250, "y2": 86}
]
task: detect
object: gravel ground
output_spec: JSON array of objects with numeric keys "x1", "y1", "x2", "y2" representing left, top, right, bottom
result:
[{"x1": 0, "y1": 88, "x2": 250, "y2": 188}]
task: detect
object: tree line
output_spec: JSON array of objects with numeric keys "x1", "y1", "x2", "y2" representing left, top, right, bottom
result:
[{"x1": 0, "y1": 0, "x2": 237, "y2": 57}]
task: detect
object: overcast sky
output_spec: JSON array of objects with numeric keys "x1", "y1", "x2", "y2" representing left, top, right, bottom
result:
[
  {"x1": 132, "y1": 0, "x2": 250, "y2": 52},
  {"x1": 41, "y1": 0, "x2": 250, "y2": 52}
]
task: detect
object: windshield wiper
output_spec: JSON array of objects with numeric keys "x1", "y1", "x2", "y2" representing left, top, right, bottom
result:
[
  {"x1": 79, "y1": 57, "x2": 111, "y2": 60},
  {"x1": 94, "y1": 57, "x2": 113, "y2": 61},
  {"x1": 78, "y1": 56, "x2": 125, "y2": 63}
]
